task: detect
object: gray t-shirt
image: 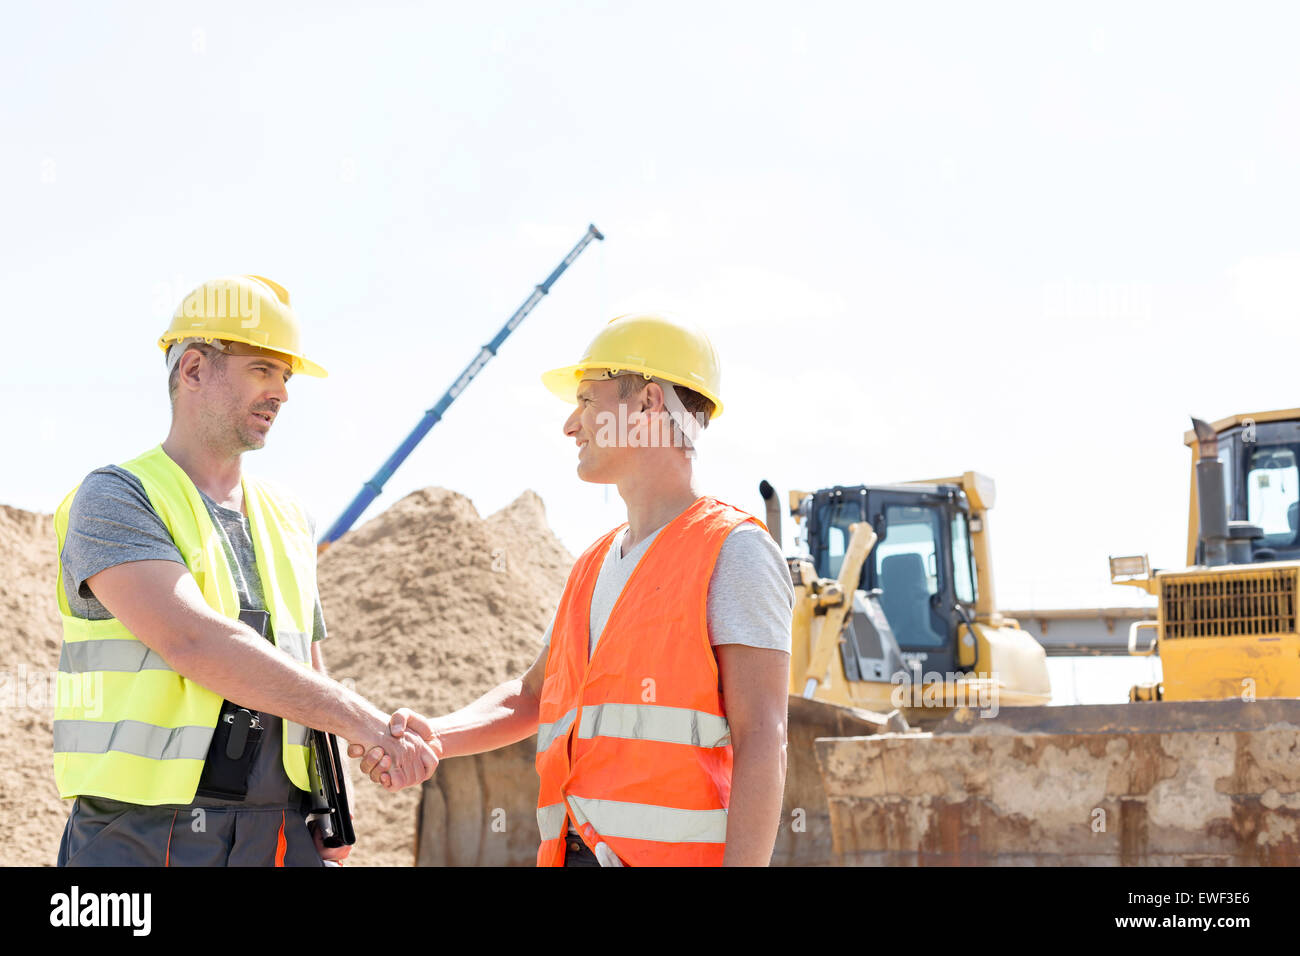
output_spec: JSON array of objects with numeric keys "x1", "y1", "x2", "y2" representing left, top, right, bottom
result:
[
  {"x1": 60, "y1": 465, "x2": 326, "y2": 809},
  {"x1": 542, "y1": 517, "x2": 794, "y2": 658}
]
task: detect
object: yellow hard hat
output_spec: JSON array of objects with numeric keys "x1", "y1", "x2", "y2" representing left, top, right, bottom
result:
[
  {"x1": 542, "y1": 312, "x2": 724, "y2": 417},
  {"x1": 158, "y1": 275, "x2": 327, "y2": 377}
]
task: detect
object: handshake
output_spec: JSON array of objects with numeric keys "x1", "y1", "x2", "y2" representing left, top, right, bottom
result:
[{"x1": 348, "y1": 708, "x2": 440, "y2": 791}]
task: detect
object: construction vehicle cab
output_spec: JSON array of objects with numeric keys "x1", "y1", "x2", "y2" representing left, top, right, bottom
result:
[
  {"x1": 1112, "y1": 410, "x2": 1300, "y2": 701},
  {"x1": 1183, "y1": 410, "x2": 1300, "y2": 566},
  {"x1": 769, "y1": 471, "x2": 1051, "y2": 722},
  {"x1": 804, "y1": 482, "x2": 979, "y2": 677}
]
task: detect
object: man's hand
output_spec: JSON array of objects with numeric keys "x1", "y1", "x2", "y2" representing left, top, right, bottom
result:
[
  {"x1": 311, "y1": 820, "x2": 351, "y2": 863},
  {"x1": 350, "y1": 713, "x2": 439, "y2": 791},
  {"x1": 348, "y1": 708, "x2": 442, "y2": 789}
]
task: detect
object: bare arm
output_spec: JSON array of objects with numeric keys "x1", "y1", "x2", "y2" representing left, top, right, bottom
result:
[
  {"x1": 716, "y1": 643, "x2": 789, "y2": 867},
  {"x1": 86, "y1": 559, "x2": 435, "y2": 788},
  {"x1": 430, "y1": 639, "x2": 549, "y2": 757}
]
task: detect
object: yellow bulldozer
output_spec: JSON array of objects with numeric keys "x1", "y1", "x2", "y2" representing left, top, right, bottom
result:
[
  {"x1": 761, "y1": 471, "x2": 1058, "y2": 863},
  {"x1": 1110, "y1": 410, "x2": 1300, "y2": 702},
  {"x1": 804, "y1": 411, "x2": 1300, "y2": 866},
  {"x1": 762, "y1": 473, "x2": 1050, "y2": 723}
]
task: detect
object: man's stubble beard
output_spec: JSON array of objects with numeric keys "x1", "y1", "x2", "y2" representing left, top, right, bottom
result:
[
  {"x1": 233, "y1": 418, "x2": 266, "y2": 451},
  {"x1": 200, "y1": 393, "x2": 265, "y2": 457},
  {"x1": 230, "y1": 398, "x2": 267, "y2": 452}
]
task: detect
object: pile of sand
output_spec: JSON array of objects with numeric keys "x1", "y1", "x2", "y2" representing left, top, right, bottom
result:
[
  {"x1": 0, "y1": 505, "x2": 66, "y2": 865},
  {"x1": 0, "y1": 488, "x2": 572, "y2": 867}
]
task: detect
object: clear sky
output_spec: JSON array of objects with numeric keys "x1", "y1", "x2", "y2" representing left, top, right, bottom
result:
[{"x1": 4, "y1": 1, "x2": 1299, "y2": 609}]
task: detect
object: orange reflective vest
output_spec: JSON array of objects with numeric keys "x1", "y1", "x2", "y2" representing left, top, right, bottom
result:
[{"x1": 535, "y1": 496, "x2": 760, "y2": 867}]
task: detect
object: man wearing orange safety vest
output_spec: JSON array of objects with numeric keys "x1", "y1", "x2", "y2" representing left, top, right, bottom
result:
[{"x1": 352, "y1": 313, "x2": 794, "y2": 866}]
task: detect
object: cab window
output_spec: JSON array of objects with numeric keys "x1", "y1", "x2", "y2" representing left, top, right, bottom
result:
[
  {"x1": 826, "y1": 523, "x2": 846, "y2": 578},
  {"x1": 951, "y1": 512, "x2": 977, "y2": 605},
  {"x1": 875, "y1": 504, "x2": 947, "y2": 648},
  {"x1": 1247, "y1": 446, "x2": 1299, "y2": 547}
]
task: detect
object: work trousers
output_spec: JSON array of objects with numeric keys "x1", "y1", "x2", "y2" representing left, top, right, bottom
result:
[
  {"x1": 563, "y1": 836, "x2": 601, "y2": 867},
  {"x1": 57, "y1": 795, "x2": 324, "y2": 867}
]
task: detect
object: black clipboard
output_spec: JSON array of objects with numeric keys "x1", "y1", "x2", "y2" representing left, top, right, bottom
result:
[{"x1": 308, "y1": 728, "x2": 356, "y2": 847}]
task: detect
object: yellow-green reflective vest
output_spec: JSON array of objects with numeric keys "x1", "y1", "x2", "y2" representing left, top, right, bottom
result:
[{"x1": 52, "y1": 445, "x2": 317, "y2": 804}]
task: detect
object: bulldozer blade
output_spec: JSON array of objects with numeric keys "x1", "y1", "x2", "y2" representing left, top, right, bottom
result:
[
  {"x1": 417, "y1": 736, "x2": 541, "y2": 866},
  {"x1": 776, "y1": 696, "x2": 908, "y2": 866},
  {"x1": 814, "y1": 698, "x2": 1300, "y2": 866},
  {"x1": 932, "y1": 698, "x2": 1300, "y2": 735}
]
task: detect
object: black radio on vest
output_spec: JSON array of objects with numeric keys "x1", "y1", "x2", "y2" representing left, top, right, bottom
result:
[{"x1": 195, "y1": 608, "x2": 271, "y2": 801}]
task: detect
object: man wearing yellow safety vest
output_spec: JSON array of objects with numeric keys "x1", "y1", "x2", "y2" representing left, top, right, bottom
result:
[
  {"x1": 353, "y1": 313, "x2": 794, "y2": 866},
  {"x1": 54, "y1": 275, "x2": 438, "y2": 866}
]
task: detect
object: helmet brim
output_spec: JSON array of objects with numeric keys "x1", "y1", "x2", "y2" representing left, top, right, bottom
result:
[
  {"x1": 541, "y1": 364, "x2": 584, "y2": 404},
  {"x1": 159, "y1": 331, "x2": 328, "y2": 378},
  {"x1": 541, "y1": 363, "x2": 723, "y2": 418}
]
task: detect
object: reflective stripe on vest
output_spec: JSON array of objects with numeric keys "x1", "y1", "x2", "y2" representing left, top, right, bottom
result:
[
  {"x1": 51, "y1": 445, "x2": 319, "y2": 805},
  {"x1": 537, "y1": 802, "x2": 567, "y2": 840},
  {"x1": 53, "y1": 719, "x2": 214, "y2": 761},
  {"x1": 535, "y1": 496, "x2": 759, "y2": 867},
  {"x1": 537, "y1": 797, "x2": 727, "y2": 845},
  {"x1": 580, "y1": 702, "x2": 730, "y2": 749},
  {"x1": 58, "y1": 630, "x2": 311, "y2": 674},
  {"x1": 536, "y1": 707, "x2": 578, "y2": 755},
  {"x1": 569, "y1": 795, "x2": 728, "y2": 844},
  {"x1": 537, "y1": 702, "x2": 731, "y2": 753}
]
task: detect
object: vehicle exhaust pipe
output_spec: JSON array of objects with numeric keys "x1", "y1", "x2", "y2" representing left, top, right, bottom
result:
[
  {"x1": 1192, "y1": 417, "x2": 1229, "y2": 566},
  {"x1": 759, "y1": 480, "x2": 782, "y2": 546}
]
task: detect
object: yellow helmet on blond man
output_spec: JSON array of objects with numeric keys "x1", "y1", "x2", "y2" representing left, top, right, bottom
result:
[
  {"x1": 542, "y1": 312, "x2": 723, "y2": 417},
  {"x1": 158, "y1": 275, "x2": 328, "y2": 377}
]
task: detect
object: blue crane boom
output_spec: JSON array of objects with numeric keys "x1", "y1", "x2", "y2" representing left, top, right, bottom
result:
[{"x1": 319, "y1": 223, "x2": 604, "y2": 550}]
